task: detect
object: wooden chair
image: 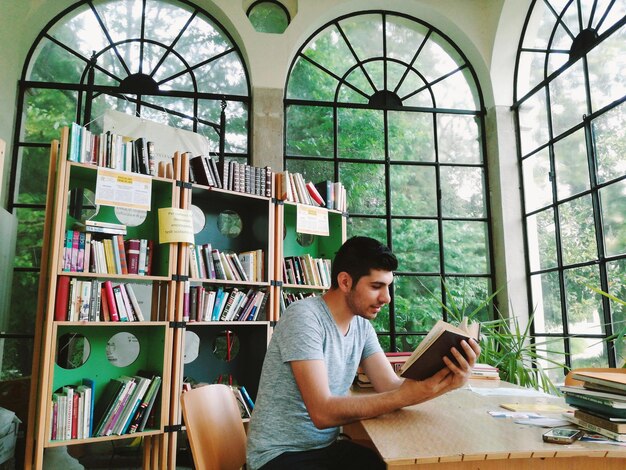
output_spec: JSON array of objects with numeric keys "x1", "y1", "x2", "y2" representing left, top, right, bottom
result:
[
  {"x1": 564, "y1": 367, "x2": 626, "y2": 386},
  {"x1": 180, "y1": 384, "x2": 247, "y2": 470}
]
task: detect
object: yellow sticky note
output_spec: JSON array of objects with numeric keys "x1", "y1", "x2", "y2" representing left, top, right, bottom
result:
[{"x1": 158, "y1": 207, "x2": 194, "y2": 244}]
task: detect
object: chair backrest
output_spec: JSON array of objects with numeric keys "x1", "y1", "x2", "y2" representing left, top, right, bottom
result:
[
  {"x1": 181, "y1": 384, "x2": 247, "y2": 470},
  {"x1": 564, "y1": 367, "x2": 626, "y2": 386}
]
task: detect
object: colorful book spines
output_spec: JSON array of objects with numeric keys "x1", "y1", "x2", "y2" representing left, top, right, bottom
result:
[
  {"x1": 184, "y1": 286, "x2": 267, "y2": 322},
  {"x1": 187, "y1": 245, "x2": 264, "y2": 282},
  {"x1": 54, "y1": 278, "x2": 146, "y2": 322},
  {"x1": 62, "y1": 231, "x2": 153, "y2": 275},
  {"x1": 51, "y1": 375, "x2": 161, "y2": 441}
]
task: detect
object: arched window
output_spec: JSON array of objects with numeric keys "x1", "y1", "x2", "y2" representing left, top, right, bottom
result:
[
  {"x1": 6, "y1": 0, "x2": 249, "y2": 378},
  {"x1": 514, "y1": 0, "x2": 626, "y2": 375},
  {"x1": 284, "y1": 11, "x2": 493, "y2": 351}
]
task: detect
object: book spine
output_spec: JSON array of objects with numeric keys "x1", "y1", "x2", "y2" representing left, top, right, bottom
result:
[{"x1": 102, "y1": 281, "x2": 120, "y2": 321}]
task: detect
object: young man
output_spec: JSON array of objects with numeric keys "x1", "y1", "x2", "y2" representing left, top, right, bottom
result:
[{"x1": 246, "y1": 237, "x2": 480, "y2": 470}]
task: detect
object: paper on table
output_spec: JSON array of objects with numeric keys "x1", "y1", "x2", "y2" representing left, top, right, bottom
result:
[
  {"x1": 469, "y1": 387, "x2": 553, "y2": 398},
  {"x1": 514, "y1": 418, "x2": 572, "y2": 427}
]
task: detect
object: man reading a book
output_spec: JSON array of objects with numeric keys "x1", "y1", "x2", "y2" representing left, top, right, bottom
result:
[{"x1": 247, "y1": 236, "x2": 481, "y2": 470}]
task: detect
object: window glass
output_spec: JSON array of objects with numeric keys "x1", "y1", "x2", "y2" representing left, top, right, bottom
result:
[
  {"x1": 559, "y1": 195, "x2": 598, "y2": 266},
  {"x1": 388, "y1": 111, "x2": 435, "y2": 162},
  {"x1": 553, "y1": 129, "x2": 590, "y2": 200},
  {"x1": 531, "y1": 271, "x2": 563, "y2": 334},
  {"x1": 440, "y1": 167, "x2": 485, "y2": 218},
  {"x1": 437, "y1": 114, "x2": 481, "y2": 164},
  {"x1": 522, "y1": 149, "x2": 552, "y2": 213},
  {"x1": 600, "y1": 180, "x2": 626, "y2": 257},
  {"x1": 592, "y1": 102, "x2": 626, "y2": 184},
  {"x1": 286, "y1": 12, "x2": 489, "y2": 352},
  {"x1": 392, "y1": 219, "x2": 440, "y2": 273},
  {"x1": 442, "y1": 220, "x2": 489, "y2": 274},
  {"x1": 526, "y1": 208, "x2": 558, "y2": 272},
  {"x1": 247, "y1": 1, "x2": 290, "y2": 34},
  {"x1": 390, "y1": 165, "x2": 436, "y2": 217}
]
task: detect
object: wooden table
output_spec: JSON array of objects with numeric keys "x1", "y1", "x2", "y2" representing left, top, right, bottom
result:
[{"x1": 344, "y1": 381, "x2": 626, "y2": 469}]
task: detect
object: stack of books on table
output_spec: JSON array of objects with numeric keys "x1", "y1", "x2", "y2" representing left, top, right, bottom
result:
[
  {"x1": 353, "y1": 353, "x2": 411, "y2": 389},
  {"x1": 471, "y1": 363, "x2": 500, "y2": 380},
  {"x1": 561, "y1": 370, "x2": 626, "y2": 442}
]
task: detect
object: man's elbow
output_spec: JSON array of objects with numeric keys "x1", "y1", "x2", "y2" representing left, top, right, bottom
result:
[{"x1": 309, "y1": 410, "x2": 334, "y2": 429}]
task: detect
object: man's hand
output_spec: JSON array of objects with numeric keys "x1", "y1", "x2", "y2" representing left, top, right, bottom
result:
[{"x1": 396, "y1": 338, "x2": 481, "y2": 406}]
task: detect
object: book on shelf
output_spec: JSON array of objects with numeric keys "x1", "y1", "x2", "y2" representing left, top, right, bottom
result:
[
  {"x1": 128, "y1": 375, "x2": 162, "y2": 433},
  {"x1": 399, "y1": 317, "x2": 480, "y2": 381},
  {"x1": 230, "y1": 386, "x2": 252, "y2": 419}
]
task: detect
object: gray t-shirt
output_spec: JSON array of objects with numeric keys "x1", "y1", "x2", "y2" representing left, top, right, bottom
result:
[{"x1": 246, "y1": 296, "x2": 382, "y2": 470}]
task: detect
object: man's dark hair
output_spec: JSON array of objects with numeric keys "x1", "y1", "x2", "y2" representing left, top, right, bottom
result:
[{"x1": 330, "y1": 236, "x2": 397, "y2": 289}]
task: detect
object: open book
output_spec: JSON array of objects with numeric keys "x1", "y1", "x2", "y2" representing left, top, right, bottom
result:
[{"x1": 399, "y1": 317, "x2": 480, "y2": 381}]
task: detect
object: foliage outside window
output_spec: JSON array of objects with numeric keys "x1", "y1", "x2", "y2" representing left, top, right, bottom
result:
[
  {"x1": 6, "y1": 0, "x2": 250, "y2": 380},
  {"x1": 247, "y1": 0, "x2": 290, "y2": 34},
  {"x1": 284, "y1": 12, "x2": 493, "y2": 352},
  {"x1": 515, "y1": 0, "x2": 626, "y2": 380}
]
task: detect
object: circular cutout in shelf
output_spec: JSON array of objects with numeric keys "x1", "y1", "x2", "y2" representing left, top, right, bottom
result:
[
  {"x1": 184, "y1": 330, "x2": 201, "y2": 364},
  {"x1": 106, "y1": 331, "x2": 140, "y2": 367},
  {"x1": 217, "y1": 210, "x2": 243, "y2": 238},
  {"x1": 56, "y1": 333, "x2": 91, "y2": 369},
  {"x1": 212, "y1": 330, "x2": 240, "y2": 362}
]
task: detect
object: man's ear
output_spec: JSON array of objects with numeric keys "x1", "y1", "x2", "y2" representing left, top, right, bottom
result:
[{"x1": 336, "y1": 271, "x2": 353, "y2": 292}]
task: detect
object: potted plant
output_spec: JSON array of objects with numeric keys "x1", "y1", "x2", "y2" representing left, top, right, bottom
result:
[{"x1": 421, "y1": 279, "x2": 568, "y2": 395}]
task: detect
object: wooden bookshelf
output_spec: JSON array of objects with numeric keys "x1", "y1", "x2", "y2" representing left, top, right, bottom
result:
[
  {"x1": 25, "y1": 128, "x2": 180, "y2": 469},
  {"x1": 273, "y1": 200, "x2": 346, "y2": 320}
]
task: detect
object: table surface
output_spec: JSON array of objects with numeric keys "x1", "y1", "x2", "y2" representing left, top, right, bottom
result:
[{"x1": 352, "y1": 380, "x2": 626, "y2": 467}]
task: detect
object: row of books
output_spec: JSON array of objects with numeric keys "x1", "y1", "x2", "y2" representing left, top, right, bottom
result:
[
  {"x1": 189, "y1": 155, "x2": 273, "y2": 198},
  {"x1": 181, "y1": 383, "x2": 255, "y2": 419},
  {"x1": 283, "y1": 255, "x2": 331, "y2": 287},
  {"x1": 51, "y1": 374, "x2": 161, "y2": 441},
  {"x1": 63, "y1": 230, "x2": 153, "y2": 276},
  {"x1": 68, "y1": 122, "x2": 166, "y2": 176},
  {"x1": 230, "y1": 385, "x2": 255, "y2": 419},
  {"x1": 183, "y1": 284, "x2": 267, "y2": 322},
  {"x1": 276, "y1": 171, "x2": 347, "y2": 212},
  {"x1": 354, "y1": 353, "x2": 412, "y2": 389},
  {"x1": 561, "y1": 370, "x2": 626, "y2": 442},
  {"x1": 51, "y1": 380, "x2": 94, "y2": 441},
  {"x1": 188, "y1": 244, "x2": 264, "y2": 283},
  {"x1": 54, "y1": 278, "x2": 147, "y2": 322},
  {"x1": 470, "y1": 363, "x2": 500, "y2": 380},
  {"x1": 280, "y1": 291, "x2": 318, "y2": 311}
]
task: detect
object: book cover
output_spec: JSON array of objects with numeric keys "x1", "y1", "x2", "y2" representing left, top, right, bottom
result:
[
  {"x1": 128, "y1": 375, "x2": 161, "y2": 434},
  {"x1": 399, "y1": 318, "x2": 480, "y2": 381},
  {"x1": 112, "y1": 284, "x2": 129, "y2": 321},
  {"x1": 207, "y1": 155, "x2": 222, "y2": 188},
  {"x1": 115, "y1": 235, "x2": 128, "y2": 275},
  {"x1": 565, "y1": 413, "x2": 626, "y2": 442},
  {"x1": 565, "y1": 394, "x2": 626, "y2": 418},
  {"x1": 571, "y1": 371, "x2": 626, "y2": 393},
  {"x1": 125, "y1": 239, "x2": 141, "y2": 274},
  {"x1": 102, "y1": 280, "x2": 120, "y2": 321},
  {"x1": 136, "y1": 376, "x2": 162, "y2": 432},
  {"x1": 54, "y1": 276, "x2": 71, "y2": 321},
  {"x1": 306, "y1": 181, "x2": 325, "y2": 206},
  {"x1": 125, "y1": 284, "x2": 146, "y2": 321},
  {"x1": 93, "y1": 378, "x2": 126, "y2": 436},
  {"x1": 575, "y1": 409, "x2": 626, "y2": 433},
  {"x1": 561, "y1": 385, "x2": 626, "y2": 407},
  {"x1": 189, "y1": 155, "x2": 211, "y2": 186},
  {"x1": 81, "y1": 378, "x2": 95, "y2": 437}
]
